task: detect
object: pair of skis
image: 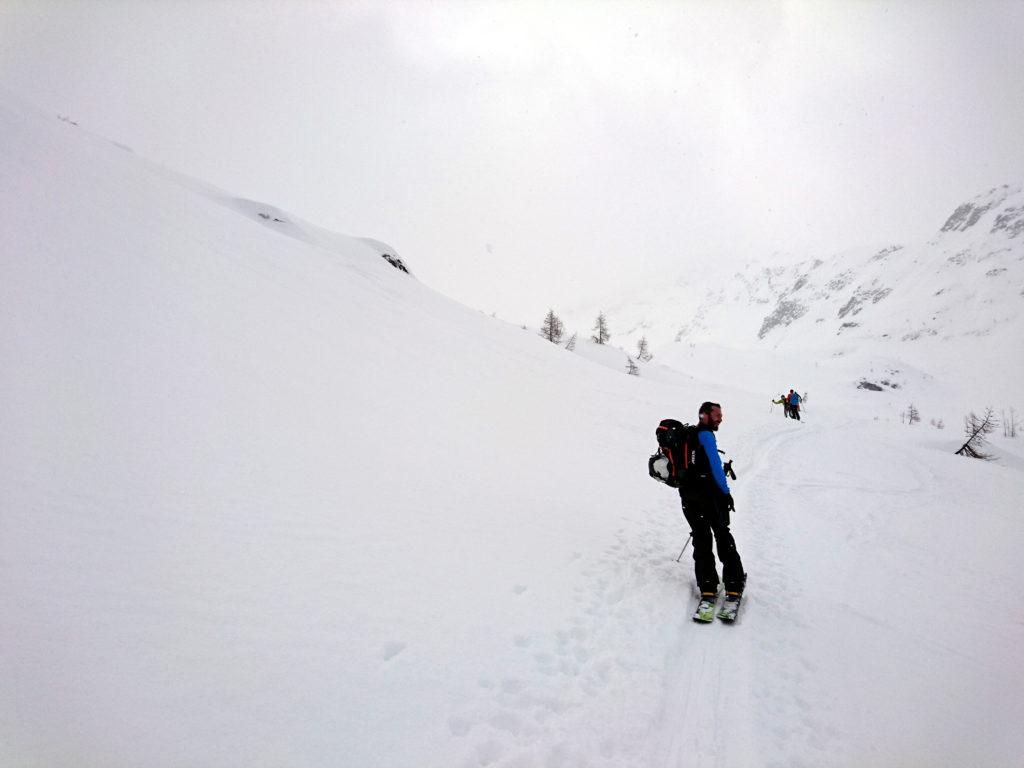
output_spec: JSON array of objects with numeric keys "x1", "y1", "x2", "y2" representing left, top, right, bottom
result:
[{"x1": 692, "y1": 589, "x2": 743, "y2": 623}]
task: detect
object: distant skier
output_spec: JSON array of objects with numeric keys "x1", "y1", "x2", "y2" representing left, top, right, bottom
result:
[
  {"x1": 788, "y1": 390, "x2": 802, "y2": 421},
  {"x1": 680, "y1": 402, "x2": 746, "y2": 612},
  {"x1": 773, "y1": 395, "x2": 788, "y2": 417}
]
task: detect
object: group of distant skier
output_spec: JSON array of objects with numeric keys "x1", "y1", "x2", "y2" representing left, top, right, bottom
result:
[{"x1": 772, "y1": 389, "x2": 804, "y2": 420}]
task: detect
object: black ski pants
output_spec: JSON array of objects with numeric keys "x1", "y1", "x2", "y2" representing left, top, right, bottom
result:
[{"x1": 680, "y1": 490, "x2": 745, "y2": 593}]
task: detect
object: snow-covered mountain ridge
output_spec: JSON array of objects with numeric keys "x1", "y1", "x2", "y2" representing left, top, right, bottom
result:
[
  {"x1": 563, "y1": 183, "x2": 1023, "y2": 414},
  {"x1": 710, "y1": 183, "x2": 1024, "y2": 346}
]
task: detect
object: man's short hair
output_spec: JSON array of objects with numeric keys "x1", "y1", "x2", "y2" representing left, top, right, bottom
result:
[{"x1": 699, "y1": 401, "x2": 721, "y2": 416}]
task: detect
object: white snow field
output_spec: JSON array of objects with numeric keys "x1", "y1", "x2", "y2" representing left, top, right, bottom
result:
[{"x1": 2, "y1": 95, "x2": 1023, "y2": 768}]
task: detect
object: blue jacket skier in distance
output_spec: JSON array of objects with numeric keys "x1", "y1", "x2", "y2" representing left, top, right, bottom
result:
[
  {"x1": 788, "y1": 389, "x2": 802, "y2": 421},
  {"x1": 679, "y1": 401, "x2": 746, "y2": 596}
]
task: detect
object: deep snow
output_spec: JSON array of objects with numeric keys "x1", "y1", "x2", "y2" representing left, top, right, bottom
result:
[{"x1": 2, "y1": 94, "x2": 1023, "y2": 768}]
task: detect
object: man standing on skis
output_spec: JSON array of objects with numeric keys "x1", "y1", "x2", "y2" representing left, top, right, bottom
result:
[
  {"x1": 788, "y1": 390, "x2": 802, "y2": 421},
  {"x1": 680, "y1": 402, "x2": 746, "y2": 612}
]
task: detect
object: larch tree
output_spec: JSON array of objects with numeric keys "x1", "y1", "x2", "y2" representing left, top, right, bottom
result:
[
  {"x1": 637, "y1": 336, "x2": 652, "y2": 362},
  {"x1": 591, "y1": 312, "x2": 610, "y2": 345},
  {"x1": 955, "y1": 408, "x2": 998, "y2": 460},
  {"x1": 540, "y1": 309, "x2": 564, "y2": 344}
]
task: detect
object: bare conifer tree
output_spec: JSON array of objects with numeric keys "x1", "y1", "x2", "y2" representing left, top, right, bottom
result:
[
  {"x1": 955, "y1": 408, "x2": 999, "y2": 460},
  {"x1": 565, "y1": 332, "x2": 577, "y2": 352},
  {"x1": 907, "y1": 403, "x2": 921, "y2": 425},
  {"x1": 540, "y1": 309, "x2": 564, "y2": 344},
  {"x1": 637, "y1": 336, "x2": 652, "y2": 362},
  {"x1": 626, "y1": 356, "x2": 640, "y2": 375},
  {"x1": 591, "y1": 312, "x2": 610, "y2": 345}
]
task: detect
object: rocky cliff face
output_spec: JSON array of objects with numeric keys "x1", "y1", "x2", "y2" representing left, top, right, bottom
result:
[
  {"x1": 667, "y1": 183, "x2": 1024, "y2": 351},
  {"x1": 941, "y1": 184, "x2": 1024, "y2": 237}
]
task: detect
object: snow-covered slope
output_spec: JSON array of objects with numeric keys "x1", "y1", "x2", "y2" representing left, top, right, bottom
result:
[{"x1": 2, "y1": 96, "x2": 1023, "y2": 768}]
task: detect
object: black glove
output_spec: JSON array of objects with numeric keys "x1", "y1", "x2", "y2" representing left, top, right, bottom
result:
[{"x1": 722, "y1": 493, "x2": 735, "y2": 512}]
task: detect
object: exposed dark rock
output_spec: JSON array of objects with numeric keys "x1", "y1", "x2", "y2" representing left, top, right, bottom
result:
[
  {"x1": 871, "y1": 245, "x2": 903, "y2": 261},
  {"x1": 757, "y1": 300, "x2": 808, "y2": 339},
  {"x1": 382, "y1": 253, "x2": 409, "y2": 273},
  {"x1": 838, "y1": 286, "x2": 892, "y2": 318},
  {"x1": 827, "y1": 271, "x2": 853, "y2": 291},
  {"x1": 992, "y1": 206, "x2": 1024, "y2": 238},
  {"x1": 942, "y1": 201, "x2": 995, "y2": 232},
  {"x1": 901, "y1": 328, "x2": 938, "y2": 341}
]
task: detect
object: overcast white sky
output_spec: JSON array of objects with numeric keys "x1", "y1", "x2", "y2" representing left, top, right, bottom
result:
[{"x1": 3, "y1": 0, "x2": 1024, "y2": 321}]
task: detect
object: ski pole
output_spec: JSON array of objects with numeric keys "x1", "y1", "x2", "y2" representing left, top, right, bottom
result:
[{"x1": 676, "y1": 534, "x2": 692, "y2": 562}]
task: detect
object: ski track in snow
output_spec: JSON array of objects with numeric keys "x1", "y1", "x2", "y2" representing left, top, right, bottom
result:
[
  {"x1": 643, "y1": 420, "x2": 836, "y2": 768},
  {"x1": 444, "y1": 421, "x2": 828, "y2": 767},
  {"x1": 446, "y1": 413, "x2": 1022, "y2": 767},
  {"x1": 443, "y1": 507, "x2": 686, "y2": 767}
]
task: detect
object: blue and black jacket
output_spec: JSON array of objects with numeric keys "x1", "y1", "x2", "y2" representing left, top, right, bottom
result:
[{"x1": 696, "y1": 425, "x2": 731, "y2": 495}]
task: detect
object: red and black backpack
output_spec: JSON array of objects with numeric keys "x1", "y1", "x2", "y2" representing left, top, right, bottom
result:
[{"x1": 649, "y1": 419, "x2": 700, "y2": 489}]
